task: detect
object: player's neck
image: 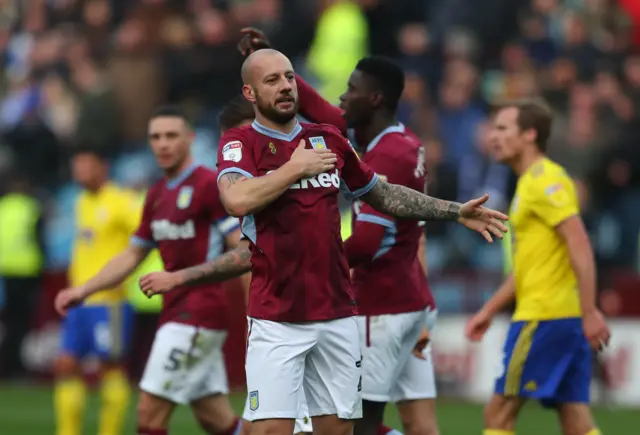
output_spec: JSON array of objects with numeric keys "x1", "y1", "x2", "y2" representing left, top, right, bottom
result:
[
  {"x1": 513, "y1": 149, "x2": 544, "y2": 175},
  {"x1": 86, "y1": 179, "x2": 107, "y2": 194},
  {"x1": 165, "y1": 158, "x2": 194, "y2": 180},
  {"x1": 254, "y1": 113, "x2": 298, "y2": 136},
  {"x1": 360, "y1": 113, "x2": 398, "y2": 148}
]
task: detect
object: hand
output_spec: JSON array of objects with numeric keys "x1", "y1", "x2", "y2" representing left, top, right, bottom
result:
[
  {"x1": 465, "y1": 310, "x2": 492, "y2": 342},
  {"x1": 54, "y1": 287, "x2": 87, "y2": 317},
  {"x1": 238, "y1": 27, "x2": 272, "y2": 57},
  {"x1": 412, "y1": 327, "x2": 430, "y2": 359},
  {"x1": 139, "y1": 271, "x2": 182, "y2": 297},
  {"x1": 289, "y1": 139, "x2": 337, "y2": 178},
  {"x1": 458, "y1": 194, "x2": 509, "y2": 242},
  {"x1": 582, "y1": 309, "x2": 610, "y2": 351}
]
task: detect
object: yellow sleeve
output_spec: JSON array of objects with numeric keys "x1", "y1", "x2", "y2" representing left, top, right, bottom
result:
[{"x1": 530, "y1": 171, "x2": 579, "y2": 228}]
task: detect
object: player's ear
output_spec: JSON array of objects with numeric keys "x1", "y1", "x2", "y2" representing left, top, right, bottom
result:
[
  {"x1": 242, "y1": 84, "x2": 256, "y2": 104},
  {"x1": 523, "y1": 127, "x2": 537, "y2": 144},
  {"x1": 370, "y1": 91, "x2": 383, "y2": 109}
]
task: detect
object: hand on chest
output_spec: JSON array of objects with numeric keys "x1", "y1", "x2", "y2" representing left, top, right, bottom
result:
[{"x1": 257, "y1": 138, "x2": 344, "y2": 194}]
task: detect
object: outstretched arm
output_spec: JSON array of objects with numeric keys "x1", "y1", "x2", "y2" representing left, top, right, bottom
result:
[
  {"x1": 361, "y1": 179, "x2": 508, "y2": 242},
  {"x1": 361, "y1": 179, "x2": 461, "y2": 221}
]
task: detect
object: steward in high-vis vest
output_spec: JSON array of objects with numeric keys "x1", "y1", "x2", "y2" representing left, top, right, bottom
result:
[{"x1": 0, "y1": 176, "x2": 45, "y2": 377}]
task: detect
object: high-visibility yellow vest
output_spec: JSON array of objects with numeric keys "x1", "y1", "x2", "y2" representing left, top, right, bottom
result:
[
  {"x1": 307, "y1": 1, "x2": 368, "y2": 103},
  {"x1": 341, "y1": 207, "x2": 353, "y2": 241},
  {"x1": 126, "y1": 249, "x2": 163, "y2": 313},
  {"x1": 0, "y1": 193, "x2": 44, "y2": 277}
]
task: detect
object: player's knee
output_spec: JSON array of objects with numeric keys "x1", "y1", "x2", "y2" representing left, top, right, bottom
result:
[
  {"x1": 192, "y1": 394, "x2": 238, "y2": 434},
  {"x1": 136, "y1": 391, "x2": 173, "y2": 429},
  {"x1": 558, "y1": 403, "x2": 596, "y2": 435},
  {"x1": 54, "y1": 354, "x2": 80, "y2": 377},
  {"x1": 483, "y1": 396, "x2": 517, "y2": 430},
  {"x1": 403, "y1": 419, "x2": 440, "y2": 435},
  {"x1": 241, "y1": 419, "x2": 253, "y2": 435},
  {"x1": 251, "y1": 418, "x2": 296, "y2": 435}
]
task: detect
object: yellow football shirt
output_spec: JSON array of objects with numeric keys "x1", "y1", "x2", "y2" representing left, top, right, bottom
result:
[
  {"x1": 510, "y1": 157, "x2": 581, "y2": 321},
  {"x1": 69, "y1": 183, "x2": 142, "y2": 305}
]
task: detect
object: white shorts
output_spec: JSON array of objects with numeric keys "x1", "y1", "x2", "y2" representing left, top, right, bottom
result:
[
  {"x1": 242, "y1": 388, "x2": 313, "y2": 433},
  {"x1": 359, "y1": 307, "x2": 438, "y2": 403},
  {"x1": 139, "y1": 322, "x2": 229, "y2": 405},
  {"x1": 391, "y1": 307, "x2": 438, "y2": 402},
  {"x1": 244, "y1": 316, "x2": 362, "y2": 422}
]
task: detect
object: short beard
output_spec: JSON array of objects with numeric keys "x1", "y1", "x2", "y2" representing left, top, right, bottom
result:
[{"x1": 255, "y1": 94, "x2": 298, "y2": 124}]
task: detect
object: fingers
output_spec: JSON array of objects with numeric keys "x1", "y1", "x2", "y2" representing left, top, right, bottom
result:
[
  {"x1": 297, "y1": 139, "x2": 306, "y2": 148},
  {"x1": 487, "y1": 222, "x2": 505, "y2": 240},
  {"x1": 486, "y1": 208, "x2": 509, "y2": 222},
  {"x1": 481, "y1": 229, "x2": 493, "y2": 243}
]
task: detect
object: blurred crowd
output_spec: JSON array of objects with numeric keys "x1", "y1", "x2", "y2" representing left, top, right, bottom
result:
[{"x1": 0, "y1": 0, "x2": 639, "y2": 303}]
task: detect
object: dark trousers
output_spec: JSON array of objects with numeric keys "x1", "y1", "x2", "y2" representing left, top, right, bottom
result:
[{"x1": 1, "y1": 276, "x2": 40, "y2": 378}]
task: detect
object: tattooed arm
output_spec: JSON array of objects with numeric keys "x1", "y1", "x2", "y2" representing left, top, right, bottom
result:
[
  {"x1": 138, "y1": 240, "x2": 252, "y2": 296},
  {"x1": 175, "y1": 240, "x2": 252, "y2": 286},
  {"x1": 361, "y1": 179, "x2": 462, "y2": 221},
  {"x1": 361, "y1": 179, "x2": 509, "y2": 242}
]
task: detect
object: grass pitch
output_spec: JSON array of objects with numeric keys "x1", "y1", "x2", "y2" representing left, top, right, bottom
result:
[{"x1": 0, "y1": 384, "x2": 635, "y2": 434}]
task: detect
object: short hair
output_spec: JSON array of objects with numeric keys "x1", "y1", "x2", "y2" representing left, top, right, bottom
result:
[
  {"x1": 71, "y1": 145, "x2": 110, "y2": 162},
  {"x1": 150, "y1": 105, "x2": 190, "y2": 125},
  {"x1": 355, "y1": 56, "x2": 405, "y2": 111},
  {"x1": 495, "y1": 99, "x2": 553, "y2": 152},
  {"x1": 219, "y1": 95, "x2": 255, "y2": 132}
]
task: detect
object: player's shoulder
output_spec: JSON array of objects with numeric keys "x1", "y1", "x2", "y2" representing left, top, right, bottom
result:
[
  {"x1": 528, "y1": 158, "x2": 572, "y2": 187},
  {"x1": 221, "y1": 125, "x2": 256, "y2": 144}
]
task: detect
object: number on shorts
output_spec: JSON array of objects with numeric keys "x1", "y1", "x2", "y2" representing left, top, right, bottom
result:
[
  {"x1": 94, "y1": 323, "x2": 112, "y2": 351},
  {"x1": 164, "y1": 348, "x2": 187, "y2": 372}
]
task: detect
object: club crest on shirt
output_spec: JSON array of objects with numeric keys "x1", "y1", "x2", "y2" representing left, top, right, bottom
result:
[
  {"x1": 545, "y1": 183, "x2": 568, "y2": 207},
  {"x1": 309, "y1": 136, "x2": 327, "y2": 150},
  {"x1": 177, "y1": 186, "x2": 194, "y2": 209},
  {"x1": 222, "y1": 140, "x2": 243, "y2": 162},
  {"x1": 249, "y1": 390, "x2": 259, "y2": 411},
  {"x1": 269, "y1": 142, "x2": 276, "y2": 154}
]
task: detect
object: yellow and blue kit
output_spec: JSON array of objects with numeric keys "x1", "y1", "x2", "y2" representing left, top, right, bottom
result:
[{"x1": 495, "y1": 158, "x2": 590, "y2": 407}]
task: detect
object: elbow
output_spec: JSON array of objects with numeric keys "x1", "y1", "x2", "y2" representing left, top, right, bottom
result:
[{"x1": 222, "y1": 196, "x2": 253, "y2": 218}]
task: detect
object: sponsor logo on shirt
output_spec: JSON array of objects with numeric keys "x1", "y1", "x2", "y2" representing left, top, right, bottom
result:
[
  {"x1": 176, "y1": 186, "x2": 193, "y2": 209},
  {"x1": 222, "y1": 141, "x2": 243, "y2": 162},
  {"x1": 309, "y1": 136, "x2": 327, "y2": 149},
  {"x1": 267, "y1": 169, "x2": 340, "y2": 190},
  {"x1": 151, "y1": 219, "x2": 195, "y2": 241}
]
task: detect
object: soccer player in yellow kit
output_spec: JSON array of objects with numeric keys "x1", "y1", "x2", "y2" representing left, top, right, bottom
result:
[
  {"x1": 465, "y1": 100, "x2": 611, "y2": 435},
  {"x1": 55, "y1": 148, "x2": 141, "y2": 435}
]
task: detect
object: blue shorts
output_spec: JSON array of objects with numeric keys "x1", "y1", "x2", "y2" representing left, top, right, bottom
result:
[
  {"x1": 60, "y1": 303, "x2": 134, "y2": 361},
  {"x1": 494, "y1": 317, "x2": 591, "y2": 408}
]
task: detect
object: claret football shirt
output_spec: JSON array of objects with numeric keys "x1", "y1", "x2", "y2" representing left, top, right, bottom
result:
[
  {"x1": 217, "y1": 119, "x2": 378, "y2": 322},
  {"x1": 132, "y1": 164, "x2": 240, "y2": 330}
]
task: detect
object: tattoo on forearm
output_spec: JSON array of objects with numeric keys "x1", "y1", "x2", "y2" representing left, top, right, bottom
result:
[
  {"x1": 219, "y1": 173, "x2": 247, "y2": 189},
  {"x1": 182, "y1": 246, "x2": 252, "y2": 286},
  {"x1": 363, "y1": 180, "x2": 461, "y2": 221}
]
